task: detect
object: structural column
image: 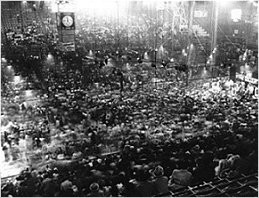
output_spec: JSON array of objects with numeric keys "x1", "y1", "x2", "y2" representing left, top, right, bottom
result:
[{"x1": 186, "y1": 1, "x2": 195, "y2": 86}]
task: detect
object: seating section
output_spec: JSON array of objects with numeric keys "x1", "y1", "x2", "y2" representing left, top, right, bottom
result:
[
  {"x1": 2, "y1": 146, "x2": 257, "y2": 197},
  {"x1": 1, "y1": 8, "x2": 21, "y2": 33},
  {"x1": 1, "y1": 3, "x2": 48, "y2": 35},
  {"x1": 162, "y1": 173, "x2": 258, "y2": 197}
]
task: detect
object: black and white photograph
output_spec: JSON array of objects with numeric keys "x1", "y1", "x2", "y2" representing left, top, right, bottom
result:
[{"x1": 1, "y1": 0, "x2": 258, "y2": 197}]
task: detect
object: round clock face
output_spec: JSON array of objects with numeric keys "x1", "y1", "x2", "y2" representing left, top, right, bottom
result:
[{"x1": 62, "y1": 15, "x2": 73, "y2": 27}]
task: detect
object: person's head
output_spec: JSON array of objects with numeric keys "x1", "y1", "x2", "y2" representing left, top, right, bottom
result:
[
  {"x1": 153, "y1": 165, "x2": 164, "y2": 177},
  {"x1": 89, "y1": 182, "x2": 99, "y2": 192},
  {"x1": 177, "y1": 160, "x2": 189, "y2": 170},
  {"x1": 118, "y1": 171, "x2": 126, "y2": 182},
  {"x1": 97, "y1": 179, "x2": 106, "y2": 188},
  {"x1": 60, "y1": 180, "x2": 73, "y2": 191},
  {"x1": 202, "y1": 151, "x2": 214, "y2": 164},
  {"x1": 136, "y1": 169, "x2": 150, "y2": 181},
  {"x1": 110, "y1": 184, "x2": 119, "y2": 196}
]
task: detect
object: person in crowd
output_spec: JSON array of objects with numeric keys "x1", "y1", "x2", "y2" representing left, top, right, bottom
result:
[
  {"x1": 86, "y1": 182, "x2": 104, "y2": 197},
  {"x1": 1, "y1": 22, "x2": 258, "y2": 197},
  {"x1": 168, "y1": 160, "x2": 192, "y2": 190},
  {"x1": 134, "y1": 168, "x2": 156, "y2": 197},
  {"x1": 58, "y1": 179, "x2": 75, "y2": 197},
  {"x1": 152, "y1": 165, "x2": 170, "y2": 195}
]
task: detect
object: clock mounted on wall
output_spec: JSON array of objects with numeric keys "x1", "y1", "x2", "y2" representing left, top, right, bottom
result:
[
  {"x1": 62, "y1": 15, "x2": 74, "y2": 27},
  {"x1": 60, "y1": 13, "x2": 75, "y2": 30}
]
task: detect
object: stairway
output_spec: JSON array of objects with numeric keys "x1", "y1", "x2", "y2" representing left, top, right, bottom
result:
[
  {"x1": 192, "y1": 24, "x2": 210, "y2": 37},
  {"x1": 190, "y1": 22, "x2": 211, "y2": 64}
]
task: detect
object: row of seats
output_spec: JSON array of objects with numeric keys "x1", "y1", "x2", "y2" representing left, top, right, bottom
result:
[
  {"x1": 1, "y1": 7, "x2": 47, "y2": 34},
  {"x1": 155, "y1": 173, "x2": 258, "y2": 197},
  {"x1": 2, "y1": 143, "x2": 257, "y2": 197},
  {"x1": 1, "y1": 9, "x2": 21, "y2": 32}
]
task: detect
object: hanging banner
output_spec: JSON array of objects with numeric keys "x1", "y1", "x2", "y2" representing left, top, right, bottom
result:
[
  {"x1": 62, "y1": 42, "x2": 76, "y2": 51},
  {"x1": 194, "y1": 10, "x2": 208, "y2": 18},
  {"x1": 236, "y1": 74, "x2": 258, "y2": 85}
]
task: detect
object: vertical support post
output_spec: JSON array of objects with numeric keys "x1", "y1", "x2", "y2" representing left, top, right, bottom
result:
[
  {"x1": 155, "y1": 48, "x2": 158, "y2": 67},
  {"x1": 186, "y1": 1, "x2": 195, "y2": 86},
  {"x1": 171, "y1": 6, "x2": 175, "y2": 58},
  {"x1": 20, "y1": 2, "x2": 24, "y2": 33},
  {"x1": 116, "y1": 1, "x2": 120, "y2": 53},
  {"x1": 212, "y1": 1, "x2": 219, "y2": 53},
  {"x1": 211, "y1": 1, "x2": 219, "y2": 78},
  {"x1": 57, "y1": 1, "x2": 60, "y2": 42}
]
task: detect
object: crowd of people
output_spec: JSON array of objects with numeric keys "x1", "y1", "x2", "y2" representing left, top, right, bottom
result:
[
  {"x1": 1, "y1": 2, "x2": 258, "y2": 197},
  {"x1": 1, "y1": 60, "x2": 258, "y2": 196}
]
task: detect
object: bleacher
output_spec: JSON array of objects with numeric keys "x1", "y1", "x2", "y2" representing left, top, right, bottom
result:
[
  {"x1": 1, "y1": 8, "x2": 21, "y2": 33},
  {"x1": 1, "y1": 1, "x2": 49, "y2": 35}
]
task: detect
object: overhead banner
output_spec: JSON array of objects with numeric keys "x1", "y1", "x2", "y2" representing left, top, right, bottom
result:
[
  {"x1": 63, "y1": 42, "x2": 76, "y2": 52},
  {"x1": 194, "y1": 10, "x2": 208, "y2": 18},
  {"x1": 57, "y1": 12, "x2": 76, "y2": 51},
  {"x1": 236, "y1": 73, "x2": 258, "y2": 85}
]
